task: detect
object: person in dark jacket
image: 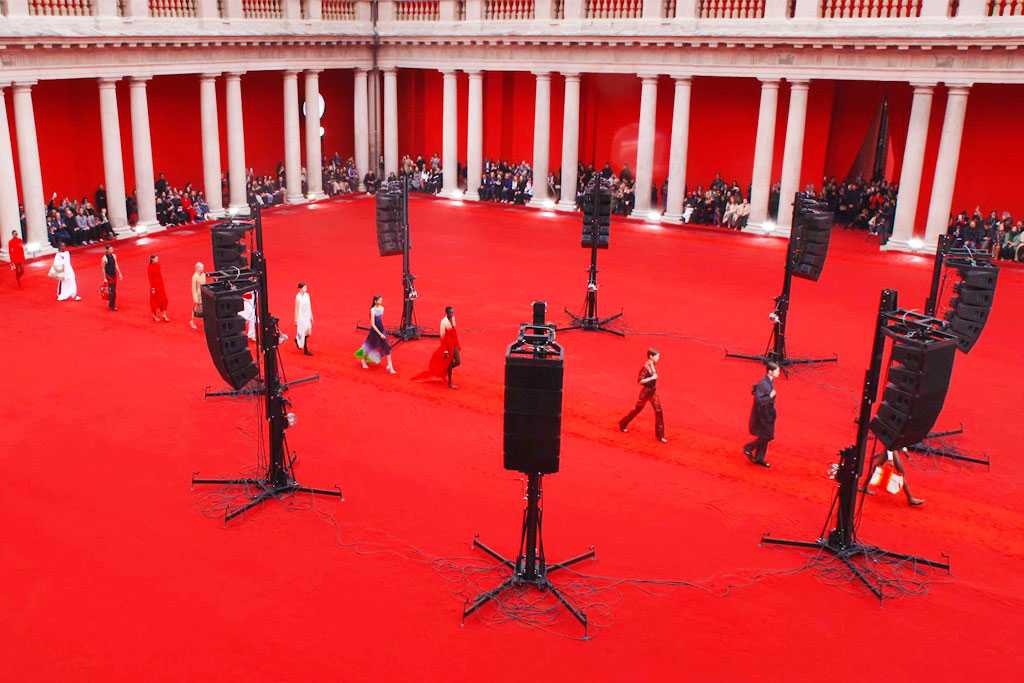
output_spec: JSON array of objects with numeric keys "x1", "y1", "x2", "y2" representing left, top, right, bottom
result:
[
  {"x1": 619, "y1": 348, "x2": 667, "y2": 443},
  {"x1": 744, "y1": 361, "x2": 780, "y2": 467}
]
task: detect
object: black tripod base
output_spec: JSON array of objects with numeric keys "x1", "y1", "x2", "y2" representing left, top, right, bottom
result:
[
  {"x1": 191, "y1": 474, "x2": 343, "y2": 522},
  {"x1": 725, "y1": 350, "x2": 838, "y2": 368},
  {"x1": 760, "y1": 534, "x2": 949, "y2": 601},
  {"x1": 462, "y1": 535, "x2": 596, "y2": 637},
  {"x1": 906, "y1": 424, "x2": 989, "y2": 466},
  {"x1": 558, "y1": 309, "x2": 625, "y2": 337}
]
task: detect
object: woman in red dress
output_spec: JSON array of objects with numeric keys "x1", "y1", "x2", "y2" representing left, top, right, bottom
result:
[
  {"x1": 148, "y1": 254, "x2": 169, "y2": 322},
  {"x1": 413, "y1": 306, "x2": 461, "y2": 388}
]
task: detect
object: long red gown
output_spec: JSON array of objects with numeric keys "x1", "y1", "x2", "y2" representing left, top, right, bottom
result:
[
  {"x1": 412, "y1": 325, "x2": 460, "y2": 381},
  {"x1": 148, "y1": 261, "x2": 168, "y2": 313}
]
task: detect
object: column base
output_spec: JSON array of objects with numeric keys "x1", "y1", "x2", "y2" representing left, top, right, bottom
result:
[
  {"x1": 228, "y1": 204, "x2": 252, "y2": 217},
  {"x1": 438, "y1": 189, "x2": 464, "y2": 200},
  {"x1": 286, "y1": 194, "x2": 306, "y2": 205},
  {"x1": 880, "y1": 237, "x2": 929, "y2": 254},
  {"x1": 742, "y1": 222, "x2": 773, "y2": 235},
  {"x1": 206, "y1": 207, "x2": 227, "y2": 219},
  {"x1": 555, "y1": 200, "x2": 578, "y2": 212},
  {"x1": 464, "y1": 190, "x2": 480, "y2": 201},
  {"x1": 25, "y1": 242, "x2": 56, "y2": 259},
  {"x1": 124, "y1": 221, "x2": 164, "y2": 237},
  {"x1": 305, "y1": 191, "x2": 327, "y2": 201},
  {"x1": 527, "y1": 197, "x2": 554, "y2": 209},
  {"x1": 631, "y1": 207, "x2": 661, "y2": 221},
  {"x1": 661, "y1": 212, "x2": 684, "y2": 224}
]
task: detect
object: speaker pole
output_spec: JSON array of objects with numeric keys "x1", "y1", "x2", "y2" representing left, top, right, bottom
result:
[
  {"x1": 559, "y1": 180, "x2": 625, "y2": 337},
  {"x1": 726, "y1": 204, "x2": 837, "y2": 370},
  {"x1": 193, "y1": 205, "x2": 343, "y2": 522},
  {"x1": 761, "y1": 289, "x2": 950, "y2": 600},
  {"x1": 924, "y1": 234, "x2": 950, "y2": 317}
]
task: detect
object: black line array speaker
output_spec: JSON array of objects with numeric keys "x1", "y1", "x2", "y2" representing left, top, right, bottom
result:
[
  {"x1": 211, "y1": 224, "x2": 250, "y2": 271},
  {"x1": 503, "y1": 353, "x2": 564, "y2": 475},
  {"x1": 201, "y1": 284, "x2": 259, "y2": 390},
  {"x1": 789, "y1": 194, "x2": 834, "y2": 282},
  {"x1": 869, "y1": 336, "x2": 956, "y2": 450},
  {"x1": 581, "y1": 181, "x2": 612, "y2": 249},
  {"x1": 375, "y1": 187, "x2": 405, "y2": 257},
  {"x1": 944, "y1": 266, "x2": 998, "y2": 353}
]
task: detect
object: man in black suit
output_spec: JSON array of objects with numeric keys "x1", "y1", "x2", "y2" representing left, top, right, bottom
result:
[{"x1": 744, "y1": 361, "x2": 780, "y2": 468}]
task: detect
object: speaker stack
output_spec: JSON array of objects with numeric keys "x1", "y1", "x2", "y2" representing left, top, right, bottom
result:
[
  {"x1": 944, "y1": 265, "x2": 998, "y2": 353},
  {"x1": 201, "y1": 283, "x2": 259, "y2": 390},
  {"x1": 503, "y1": 351, "x2": 563, "y2": 475},
  {"x1": 211, "y1": 223, "x2": 251, "y2": 271},
  {"x1": 869, "y1": 336, "x2": 957, "y2": 450},
  {"x1": 375, "y1": 185, "x2": 405, "y2": 257},
  {"x1": 788, "y1": 194, "x2": 834, "y2": 282},
  {"x1": 580, "y1": 180, "x2": 612, "y2": 249}
]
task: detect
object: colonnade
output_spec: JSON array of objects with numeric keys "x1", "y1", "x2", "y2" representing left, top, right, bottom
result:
[
  {"x1": 378, "y1": 68, "x2": 973, "y2": 253},
  {"x1": 0, "y1": 67, "x2": 976, "y2": 258},
  {"x1": 0, "y1": 68, "x2": 373, "y2": 257}
]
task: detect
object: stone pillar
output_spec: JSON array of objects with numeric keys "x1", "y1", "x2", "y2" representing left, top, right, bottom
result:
[
  {"x1": 775, "y1": 79, "x2": 810, "y2": 237},
  {"x1": 224, "y1": 72, "x2": 249, "y2": 214},
  {"x1": 557, "y1": 73, "x2": 581, "y2": 211},
  {"x1": 465, "y1": 70, "x2": 484, "y2": 201},
  {"x1": 282, "y1": 70, "x2": 304, "y2": 203},
  {"x1": 383, "y1": 68, "x2": 398, "y2": 178},
  {"x1": 0, "y1": 86, "x2": 20, "y2": 258},
  {"x1": 199, "y1": 73, "x2": 225, "y2": 217},
  {"x1": 353, "y1": 67, "x2": 370, "y2": 191},
  {"x1": 441, "y1": 69, "x2": 459, "y2": 196},
  {"x1": 12, "y1": 82, "x2": 48, "y2": 253},
  {"x1": 631, "y1": 74, "x2": 659, "y2": 217},
  {"x1": 923, "y1": 84, "x2": 971, "y2": 251},
  {"x1": 747, "y1": 78, "x2": 780, "y2": 232},
  {"x1": 662, "y1": 75, "x2": 692, "y2": 224},
  {"x1": 528, "y1": 71, "x2": 551, "y2": 207},
  {"x1": 304, "y1": 69, "x2": 325, "y2": 199},
  {"x1": 885, "y1": 83, "x2": 935, "y2": 252},
  {"x1": 97, "y1": 77, "x2": 129, "y2": 235},
  {"x1": 129, "y1": 76, "x2": 160, "y2": 232}
]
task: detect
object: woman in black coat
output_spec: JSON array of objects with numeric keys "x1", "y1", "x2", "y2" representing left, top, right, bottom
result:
[{"x1": 744, "y1": 362, "x2": 780, "y2": 467}]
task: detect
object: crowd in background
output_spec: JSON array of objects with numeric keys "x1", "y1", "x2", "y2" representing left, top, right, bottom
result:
[{"x1": 948, "y1": 209, "x2": 1024, "y2": 261}]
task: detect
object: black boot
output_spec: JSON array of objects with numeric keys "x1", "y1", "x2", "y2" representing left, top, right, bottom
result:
[{"x1": 303, "y1": 338, "x2": 313, "y2": 356}]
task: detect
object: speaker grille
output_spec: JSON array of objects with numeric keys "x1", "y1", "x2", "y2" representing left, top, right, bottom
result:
[
  {"x1": 376, "y1": 189, "x2": 405, "y2": 257},
  {"x1": 944, "y1": 266, "x2": 998, "y2": 353},
  {"x1": 503, "y1": 355, "x2": 563, "y2": 474},
  {"x1": 581, "y1": 182, "x2": 612, "y2": 249},
  {"x1": 201, "y1": 285, "x2": 258, "y2": 390},
  {"x1": 789, "y1": 195, "x2": 834, "y2": 282}
]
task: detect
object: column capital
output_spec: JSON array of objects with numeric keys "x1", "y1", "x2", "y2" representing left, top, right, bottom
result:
[
  {"x1": 355, "y1": 66, "x2": 372, "y2": 74},
  {"x1": 304, "y1": 69, "x2": 323, "y2": 76},
  {"x1": 381, "y1": 66, "x2": 397, "y2": 75},
  {"x1": 98, "y1": 76, "x2": 121, "y2": 87},
  {"x1": 786, "y1": 78, "x2": 810, "y2": 91},
  {"x1": 12, "y1": 80, "x2": 38, "y2": 91},
  {"x1": 670, "y1": 74, "x2": 692, "y2": 84},
  {"x1": 945, "y1": 82, "x2": 973, "y2": 96},
  {"x1": 531, "y1": 70, "x2": 550, "y2": 79},
  {"x1": 465, "y1": 69, "x2": 483, "y2": 78},
  {"x1": 224, "y1": 71, "x2": 245, "y2": 80},
  {"x1": 439, "y1": 68, "x2": 457, "y2": 76},
  {"x1": 129, "y1": 75, "x2": 152, "y2": 86},
  {"x1": 561, "y1": 72, "x2": 581, "y2": 81},
  {"x1": 200, "y1": 72, "x2": 221, "y2": 81},
  {"x1": 283, "y1": 69, "x2": 301, "y2": 78},
  {"x1": 909, "y1": 81, "x2": 936, "y2": 92},
  {"x1": 757, "y1": 77, "x2": 782, "y2": 87},
  {"x1": 638, "y1": 73, "x2": 661, "y2": 84}
]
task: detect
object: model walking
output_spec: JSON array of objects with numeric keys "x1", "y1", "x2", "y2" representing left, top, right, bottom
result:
[
  {"x1": 50, "y1": 243, "x2": 80, "y2": 302},
  {"x1": 355, "y1": 295, "x2": 396, "y2": 373},
  {"x1": 744, "y1": 361, "x2": 780, "y2": 468},
  {"x1": 619, "y1": 348, "x2": 667, "y2": 443},
  {"x1": 412, "y1": 306, "x2": 461, "y2": 388},
  {"x1": 148, "y1": 255, "x2": 169, "y2": 322},
  {"x1": 294, "y1": 282, "x2": 314, "y2": 356}
]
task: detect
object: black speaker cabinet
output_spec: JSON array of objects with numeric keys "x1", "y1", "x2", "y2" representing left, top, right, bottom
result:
[
  {"x1": 375, "y1": 189, "x2": 405, "y2": 257},
  {"x1": 581, "y1": 183, "x2": 611, "y2": 249},
  {"x1": 201, "y1": 284, "x2": 258, "y2": 390},
  {"x1": 211, "y1": 225, "x2": 249, "y2": 271},
  {"x1": 503, "y1": 354, "x2": 564, "y2": 474},
  {"x1": 944, "y1": 266, "x2": 998, "y2": 353},
  {"x1": 789, "y1": 195, "x2": 834, "y2": 282}
]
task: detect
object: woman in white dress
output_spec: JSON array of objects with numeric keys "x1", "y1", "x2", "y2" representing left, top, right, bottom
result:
[{"x1": 51, "y1": 243, "x2": 80, "y2": 301}]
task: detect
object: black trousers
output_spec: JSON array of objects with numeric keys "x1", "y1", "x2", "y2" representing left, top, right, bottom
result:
[
  {"x1": 620, "y1": 389, "x2": 664, "y2": 439},
  {"x1": 107, "y1": 277, "x2": 117, "y2": 310},
  {"x1": 447, "y1": 348, "x2": 461, "y2": 385},
  {"x1": 744, "y1": 436, "x2": 771, "y2": 463}
]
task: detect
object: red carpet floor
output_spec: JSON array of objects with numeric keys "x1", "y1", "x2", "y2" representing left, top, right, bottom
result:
[{"x1": 3, "y1": 196, "x2": 1023, "y2": 681}]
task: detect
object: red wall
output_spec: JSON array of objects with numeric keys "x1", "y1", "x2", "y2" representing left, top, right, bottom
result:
[
  {"x1": 149, "y1": 74, "x2": 204, "y2": 189},
  {"x1": 578, "y1": 73, "x2": 641, "y2": 177},
  {"x1": 684, "y1": 76, "x2": 760, "y2": 191},
  {"x1": 482, "y1": 71, "x2": 536, "y2": 165},
  {"x1": 320, "y1": 69, "x2": 356, "y2": 162},
  {"x1": 397, "y1": 68, "x2": 444, "y2": 160},
  {"x1": 954, "y1": 83, "x2": 1024, "y2": 218},
  {"x1": 33, "y1": 79, "x2": 105, "y2": 204}
]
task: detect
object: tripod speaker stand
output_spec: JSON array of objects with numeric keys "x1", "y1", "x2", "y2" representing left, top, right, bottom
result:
[
  {"x1": 761, "y1": 289, "x2": 952, "y2": 600},
  {"x1": 193, "y1": 206, "x2": 342, "y2": 522},
  {"x1": 727, "y1": 194, "x2": 837, "y2": 369},
  {"x1": 358, "y1": 175, "x2": 437, "y2": 346},
  {"x1": 560, "y1": 178, "x2": 624, "y2": 337}
]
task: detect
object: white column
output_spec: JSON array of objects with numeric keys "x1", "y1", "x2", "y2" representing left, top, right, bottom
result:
[
  {"x1": 528, "y1": 71, "x2": 552, "y2": 207},
  {"x1": 97, "y1": 78, "x2": 129, "y2": 235},
  {"x1": 557, "y1": 73, "x2": 582, "y2": 211},
  {"x1": 225, "y1": 72, "x2": 249, "y2": 214},
  {"x1": 465, "y1": 70, "x2": 484, "y2": 201},
  {"x1": 0, "y1": 86, "x2": 20, "y2": 258},
  {"x1": 923, "y1": 84, "x2": 971, "y2": 251},
  {"x1": 129, "y1": 76, "x2": 159, "y2": 232},
  {"x1": 199, "y1": 73, "x2": 225, "y2": 218},
  {"x1": 283, "y1": 70, "x2": 304, "y2": 204},
  {"x1": 383, "y1": 68, "x2": 398, "y2": 178},
  {"x1": 441, "y1": 69, "x2": 459, "y2": 197},
  {"x1": 12, "y1": 82, "x2": 49, "y2": 254},
  {"x1": 662, "y1": 76, "x2": 692, "y2": 224},
  {"x1": 631, "y1": 74, "x2": 659, "y2": 217},
  {"x1": 884, "y1": 83, "x2": 935, "y2": 253},
  {"x1": 353, "y1": 67, "x2": 370, "y2": 191},
  {"x1": 747, "y1": 78, "x2": 780, "y2": 232},
  {"x1": 775, "y1": 79, "x2": 810, "y2": 237},
  {"x1": 304, "y1": 69, "x2": 325, "y2": 200}
]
